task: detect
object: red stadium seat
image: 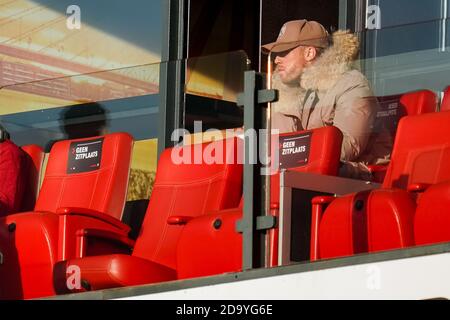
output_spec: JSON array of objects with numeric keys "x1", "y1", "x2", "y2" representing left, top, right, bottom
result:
[
  {"x1": 0, "y1": 133, "x2": 133, "y2": 299},
  {"x1": 369, "y1": 90, "x2": 437, "y2": 182},
  {"x1": 376, "y1": 90, "x2": 436, "y2": 137},
  {"x1": 20, "y1": 144, "x2": 44, "y2": 211},
  {"x1": 312, "y1": 111, "x2": 450, "y2": 261},
  {"x1": 414, "y1": 181, "x2": 450, "y2": 246},
  {"x1": 56, "y1": 138, "x2": 243, "y2": 292},
  {"x1": 441, "y1": 86, "x2": 450, "y2": 112},
  {"x1": 177, "y1": 126, "x2": 343, "y2": 280}
]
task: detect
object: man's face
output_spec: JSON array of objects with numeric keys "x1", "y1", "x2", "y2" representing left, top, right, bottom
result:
[{"x1": 274, "y1": 46, "x2": 307, "y2": 85}]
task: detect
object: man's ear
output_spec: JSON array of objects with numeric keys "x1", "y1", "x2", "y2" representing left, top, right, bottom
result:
[{"x1": 303, "y1": 46, "x2": 318, "y2": 62}]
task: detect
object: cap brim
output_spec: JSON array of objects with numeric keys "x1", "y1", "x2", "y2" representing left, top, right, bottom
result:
[
  {"x1": 261, "y1": 41, "x2": 302, "y2": 54},
  {"x1": 262, "y1": 38, "x2": 329, "y2": 54}
]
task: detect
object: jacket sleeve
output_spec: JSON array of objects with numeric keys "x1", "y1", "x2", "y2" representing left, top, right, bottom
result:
[
  {"x1": 0, "y1": 143, "x2": 25, "y2": 217},
  {"x1": 333, "y1": 80, "x2": 379, "y2": 162}
]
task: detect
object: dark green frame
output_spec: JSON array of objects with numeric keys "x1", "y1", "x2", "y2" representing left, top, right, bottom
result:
[{"x1": 158, "y1": 0, "x2": 188, "y2": 158}]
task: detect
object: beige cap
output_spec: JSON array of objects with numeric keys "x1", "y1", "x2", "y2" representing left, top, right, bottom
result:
[{"x1": 262, "y1": 20, "x2": 329, "y2": 54}]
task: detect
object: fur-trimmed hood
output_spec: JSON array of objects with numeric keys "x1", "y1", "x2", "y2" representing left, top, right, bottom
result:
[
  {"x1": 301, "y1": 30, "x2": 360, "y2": 91},
  {"x1": 272, "y1": 30, "x2": 360, "y2": 116}
]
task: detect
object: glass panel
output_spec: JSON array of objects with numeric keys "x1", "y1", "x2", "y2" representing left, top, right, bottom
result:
[
  {"x1": 0, "y1": 0, "x2": 162, "y2": 82},
  {"x1": 369, "y1": 0, "x2": 443, "y2": 28},
  {"x1": 188, "y1": 0, "x2": 260, "y2": 70},
  {"x1": 262, "y1": 0, "x2": 339, "y2": 46},
  {"x1": 361, "y1": 23, "x2": 450, "y2": 95},
  {"x1": 365, "y1": 21, "x2": 442, "y2": 58},
  {"x1": 0, "y1": 62, "x2": 160, "y2": 202},
  {"x1": 185, "y1": 50, "x2": 249, "y2": 132},
  {"x1": 260, "y1": 0, "x2": 450, "y2": 266},
  {"x1": 0, "y1": 63, "x2": 159, "y2": 143}
]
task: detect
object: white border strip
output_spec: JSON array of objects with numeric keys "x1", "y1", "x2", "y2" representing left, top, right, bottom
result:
[{"x1": 118, "y1": 253, "x2": 450, "y2": 300}]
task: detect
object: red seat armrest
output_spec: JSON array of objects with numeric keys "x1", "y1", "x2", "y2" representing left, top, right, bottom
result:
[
  {"x1": 310, "y1": 196, "x2": 335, "y2": 261},
  {"x1": 56, "y1": 207, "x2": 130, "y2": 232},
  {"x1": 312, "y1": 196, "x2": 335, "y2": 205},
  {"x1": 367, "y1": 165, "x2": 388, "y2": 173}
]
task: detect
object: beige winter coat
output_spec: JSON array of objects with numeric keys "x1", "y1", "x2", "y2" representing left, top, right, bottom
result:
[{"x1": 272, "y1": 30, "x2": 392, "y2": 180}]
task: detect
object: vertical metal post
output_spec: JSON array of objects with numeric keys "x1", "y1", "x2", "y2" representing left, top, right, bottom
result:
[
  {"x1": 264, "y1": 53, "x2": 272, "y2": 254},
  {"x1": 355, "y1": 0, "x2": 369, "y2": 78},
  {"x1": 238, "y1": 70, "x2": 277, "y2": 271},
  {"x1": 441, "y1": 0, "x2": 448, "y2": 52},
  {"x1": 242, "y1": 71, "x2": 263, "y2": 270},
  {"x1": 158, "y1": 0, "x2": 187, "y2": 159}
]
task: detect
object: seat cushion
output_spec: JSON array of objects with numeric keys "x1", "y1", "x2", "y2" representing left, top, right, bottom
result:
[
  {"x1": 57, "y1": 254, "x2": 177, "y2": 292},
  {"x1": 318, "y1": 189, "x2": 416, "y2": 260}
]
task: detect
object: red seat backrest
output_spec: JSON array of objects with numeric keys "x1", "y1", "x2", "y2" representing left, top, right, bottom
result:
[
  {"x1": 376, "y1": 90, "x2": 436, "y2": 139},
  {"x1": 34, "y1": 133, "x2": 133, "y2": 220},
  {"x1": 271, "y1": 126, "x2": 343, "y2": 203},
  {"x1": 277, "y1": 126, "x2": 343, "y2": 175},
  {"x1": 383, "y1": 111, "x2": 450, "y2": 190},
  {"x1": 400, "y1": 90, "x2": 437, "y2": 116},
  {"x1": 441, "y1": 86, "x2": 450, "y2": 112},
  {"x1": 20, "y1": 144, "x2": 44, "y2": 211},
  {"x1": 132, "y1": 138, "x2": 243, "y2": 270}
]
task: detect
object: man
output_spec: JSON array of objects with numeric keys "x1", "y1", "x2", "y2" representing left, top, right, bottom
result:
[
  {"x1": 0, "y1": 124, "x2": 27, "y2": 216},
  {"x1": 262, "y1": 20, "x2": 392, "y2": 180}
]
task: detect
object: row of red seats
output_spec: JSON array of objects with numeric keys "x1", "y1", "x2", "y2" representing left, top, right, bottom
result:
[
  {"x1": 1, "y1": 134, "x2": 245, "y2": 299},
  {"x1": 1, "y1": 87, "x2": 448, "y2": 299},
  {"x1": 1, "y1": 127, "x2": 341, "y2": 298},
  {"x1": 174, "y1": 87, "x2": 441, "y2": 278},
  {"x1": 41, "y1": 125, "x2": 341, "y2": 293},
  {"x1": 177, "y1": 89, "x2": 449, "y2": 279},
  {"x1": 311, "y1": 111, "x2": 450, "y2": 260},
  {"x1": 16, "y1": 86, "x2": 446, "y2": 215},
  {"x1": 178, "y1": 110, "x2": 450, "y2": 280}
]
